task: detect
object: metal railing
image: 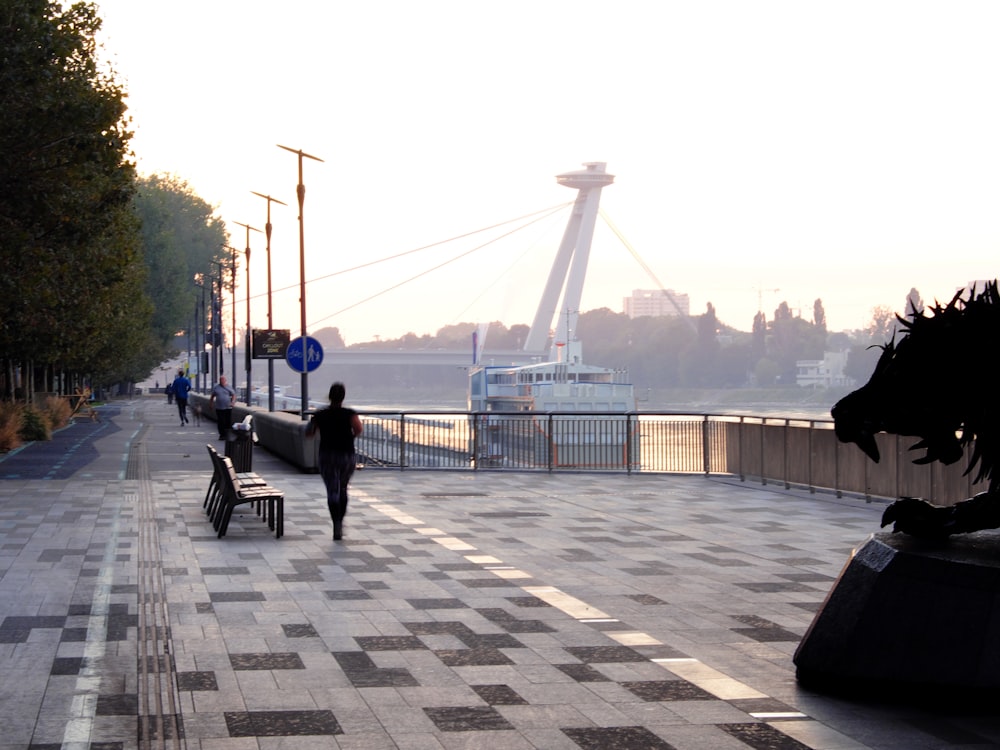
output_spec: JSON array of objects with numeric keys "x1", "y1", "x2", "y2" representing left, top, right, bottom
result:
[{"x1": 355, "y1": 410, "x2": 985, "y2": 506}]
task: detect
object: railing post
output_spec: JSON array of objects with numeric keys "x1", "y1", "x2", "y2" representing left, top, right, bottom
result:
[
  {"x1": 760, "y1": 418, "x2": 766, "y2": 486},
  {"x1": 738, "y1": 416, "x2": 745, "y2": 482},
  {"x1": 398, "y1": 413, "x2": 406, "y2": 470},
  {"x1": 625, "y1": 413, "x2": 634, "y2": 475},
  {"x1": 547, "y1": 413, "x2": 554, "y2": 472},
  {"x1": 702, "y1": 415, "x2": 710, "y2": 475},
  {"x1": 808, "y1": 420, "x2": 815, "y2": 493},
  {"x1": 472, "y1": 414, "x2": 480, "y2": 472},
  {"x1": 834, "y1": 431, "x2": 842, "y2": 498},
  {"x1": 783, "y1": 419, "x2": 790, "y2": 490}
]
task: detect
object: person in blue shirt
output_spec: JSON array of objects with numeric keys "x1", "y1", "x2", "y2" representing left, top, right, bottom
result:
[{"x1": 171, "y1": 368, "x2": 192, "y2": 426}]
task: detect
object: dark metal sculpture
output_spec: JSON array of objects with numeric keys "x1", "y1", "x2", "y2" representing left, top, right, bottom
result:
[{"x1": 832, "y1": 281, "x2": 1000, "y2": 538}]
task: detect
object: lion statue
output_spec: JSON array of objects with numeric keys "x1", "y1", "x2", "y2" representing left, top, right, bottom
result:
[{"x1": 832, "y1": 281, "x2": 1000, "y2": 538}]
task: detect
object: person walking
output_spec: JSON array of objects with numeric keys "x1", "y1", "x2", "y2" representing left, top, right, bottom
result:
[
  {"x1": 171, "y1": 368, "x2": 192, "y2": 426},
  {"x1": 209, "y1": 375, "x2": 236, "y2": 440},
  {"x1": 305, "y1": 382, "x2": 363, "y2": 540}
]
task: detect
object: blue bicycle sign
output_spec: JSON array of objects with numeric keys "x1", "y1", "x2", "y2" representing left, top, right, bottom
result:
[{"x1": 285, "y1": 336, "x2": 324, "y2": 373}]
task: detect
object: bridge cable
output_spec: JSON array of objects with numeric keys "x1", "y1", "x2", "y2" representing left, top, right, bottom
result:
[
  {"x1": 599, "y1": 208, "x2": 697, "y2": 331},
  {"x1": 306, "y1": 204, "x2": 572, "y2": 328},
  {"x1": 245, "y1": 202, "x2": 572, "y2": 305},
  {"x1": 449, "y1": 208, "x2": 569, "y2": 325}
]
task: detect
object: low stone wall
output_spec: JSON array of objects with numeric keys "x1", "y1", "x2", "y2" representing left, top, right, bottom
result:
[{"x1": 190, "y1": 394, "x2": 319, "y2": 472}]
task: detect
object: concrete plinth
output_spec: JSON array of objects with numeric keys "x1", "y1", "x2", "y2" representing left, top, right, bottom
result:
[{"x1": 794, "y1": 532, "x2": 1000, "y2": 704}]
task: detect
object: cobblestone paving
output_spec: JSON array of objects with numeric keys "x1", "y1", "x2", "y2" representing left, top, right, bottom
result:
[{"x1": 1, "y1": 396, "x2": 998, "y2": 749}]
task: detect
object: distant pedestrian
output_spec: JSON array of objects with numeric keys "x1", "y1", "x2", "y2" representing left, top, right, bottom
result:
[
  {"x1": 165, "y1": 380, "x2": 174, "y2": 404},
  {"x1": 209, "y1": 375, "x2": 236, "y2": 440},
  {"x1": 305, "y1": 382, "x2": 363, "y2": 540},
  {"x1": 172, "y1": 368, "x2": 192, "y2": 426}
]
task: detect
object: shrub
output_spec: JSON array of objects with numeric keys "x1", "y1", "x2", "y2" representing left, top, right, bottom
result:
[
  {"x1": 43, "y1": 395, "x2": 72, "y2": 431},
  {"x1": 19, "y1": 407, "x2": 50, "y2": 442},
  {"x1": 0, "y1": 402, "x2": 23, "y2": 452}
]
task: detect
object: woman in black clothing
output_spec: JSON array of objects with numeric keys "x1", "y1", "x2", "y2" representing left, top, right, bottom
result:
[{"x1": 306, "y1": 382, "x2": 363, "y2": 540}]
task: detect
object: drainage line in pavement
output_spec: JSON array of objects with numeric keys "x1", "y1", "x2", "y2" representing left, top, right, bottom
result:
[{"x1": 133, "y1": 429, "x2": 185, "y2": 749}]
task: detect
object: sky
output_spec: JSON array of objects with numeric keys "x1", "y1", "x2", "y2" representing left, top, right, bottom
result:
[{"x1": 94, "y1": 0, "x2": 1000, "y2": 345}]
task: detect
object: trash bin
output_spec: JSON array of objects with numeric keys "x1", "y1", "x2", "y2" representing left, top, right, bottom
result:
[{"x1": 225, "y1": 420, "x2": 254, "y2": 472}]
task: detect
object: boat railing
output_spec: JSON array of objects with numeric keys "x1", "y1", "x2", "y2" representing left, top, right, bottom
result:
[{"x1": 354, "y1": 410, "x2": 985, "y2": 507}]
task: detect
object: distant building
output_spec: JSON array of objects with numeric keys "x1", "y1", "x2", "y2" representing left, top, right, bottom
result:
[
  {"x1": 796, "y1": 351, "x2": 852, "y2": 389},
  {"x1": 623, "y1": 289, "x2": 690, "y2": 318}
]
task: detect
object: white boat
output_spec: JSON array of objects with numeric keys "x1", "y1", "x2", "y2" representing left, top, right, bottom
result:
[
  {"x1": 466, "y1": 162, "x2": 640, "y2": 468},
  {"x1": 468, "y1": 339, "x2": 638, "y2": 468},
  {"x1": 468, "y1": 341, "x2": 634, "y2": 414}
]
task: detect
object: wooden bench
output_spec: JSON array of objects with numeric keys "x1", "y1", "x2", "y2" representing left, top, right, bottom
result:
[
  {"x1": 204, "y1": 444, "x2": 266, "y2": 520},
  {"x1": 204, "y1": 446, "x2": 284, "y2": 539}
]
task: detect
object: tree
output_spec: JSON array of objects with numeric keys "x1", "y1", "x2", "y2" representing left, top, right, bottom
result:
[
  {"x1": 905, "y1": 287, "x2": 924, "y2": 319},
  {"x1": 678, "y1": 302, "x2": 722, "y2": 386},
  {"x1": 133, "y1": 174, "x2": 229, "y2": 349},
  {"x1": 813, "y1": 299, "x2": 826, "y2": 333},
  {"x1": 0, "y1": 0, "x2": 145, "y2": 395},
  {"x1": 866, "y1": 305, "x2": 898, "y2": 345},
  {"x1": 766, "y1": 300, "x2": 825, "y2": 385},
  {"x1": 843, "y1": 305, "x2": 902, "y2": 387},
  {"x1": 751, "y1": 311, "x2": 766, "y2": 360}
]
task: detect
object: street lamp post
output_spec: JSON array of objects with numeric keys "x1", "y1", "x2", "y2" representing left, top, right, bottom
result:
[
  {"x1": 193, "y1": 276, "x2": 208, "y2": 391},
  {"x1": 222, "y1": 245, "x2": 239, "y2": 396},
  {"x1": 199, "y1": 279, "x2": 207, "y2": 391},
  {"x1": 234, "y1": 222, "x2": 262, "y2": 406},
  {"x1": 210, "y1": 260, "x2": 225, "y2": 383},
  {"x1": 251, "y1": 191, "x2": 288, "y2": 412},
  {"x1": 278, "y1": 144, "x2": 324, "y2": 419},
  {"x1": 192, "y1": 287, "x2": 200, "y2": 390}
]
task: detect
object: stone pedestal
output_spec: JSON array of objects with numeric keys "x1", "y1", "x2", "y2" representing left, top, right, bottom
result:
[{"x1": 794, "y1": 532, "x2": 1000, "y2": 704}]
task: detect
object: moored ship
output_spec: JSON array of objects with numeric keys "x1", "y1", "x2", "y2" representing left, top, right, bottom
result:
[{"x1": 468, "y1": 339, "x2": 638, "y2": 468}]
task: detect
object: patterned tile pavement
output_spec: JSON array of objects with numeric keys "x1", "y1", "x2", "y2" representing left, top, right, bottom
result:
[{"x1": 1, "y1": 395, "x2": 999, "y2": 748}]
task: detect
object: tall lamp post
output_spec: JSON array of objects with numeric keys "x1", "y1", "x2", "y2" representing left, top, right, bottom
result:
[
  {"x1": 222, "y1": 245, "x2": 240, "y2": 395},
  {"x1": 251, "y1": 191, "x2": 287, "y2": 413},
  {"x1": 278, "y1": 144, "x2": 324, "y2": 419},
  {"x1": 199, "y1": 278, "x2": 207, "y2": 391},
  {"x1": 210, "y1": 260, "x2": 226, "y2": 383},
  {"x1": 233, "y1": 222, "x2": 261, "y2": 405},
  {"x1": 192, "y1": 281, "x2": 203, "y2": 391}
]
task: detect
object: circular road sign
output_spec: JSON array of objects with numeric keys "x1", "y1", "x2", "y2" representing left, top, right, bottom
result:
[{"x1": 285, "y1": 335, "x2": 324, "y2": 373}]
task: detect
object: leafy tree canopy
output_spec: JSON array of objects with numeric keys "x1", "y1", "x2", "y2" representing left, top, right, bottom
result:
[
  {"x1": 0, "y1": 0, "x2": 151, "y2": 391},
  {"x1": 133, "y1": 173, "x2": 228, "y2": 348}
]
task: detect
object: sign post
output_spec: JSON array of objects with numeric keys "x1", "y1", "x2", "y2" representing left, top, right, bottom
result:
[{"x1": 285, "y1": 335, "x2": 324, "y2": 411}]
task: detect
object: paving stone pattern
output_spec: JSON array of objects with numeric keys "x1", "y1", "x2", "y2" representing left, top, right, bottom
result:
[{"x1": 0, "y1": 395, "x2": 998, "y2": 748}]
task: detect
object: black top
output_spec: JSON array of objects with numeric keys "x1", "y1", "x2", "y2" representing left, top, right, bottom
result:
[{"x1": 309, "y1": 406, "x2": 357, "y2": 453}]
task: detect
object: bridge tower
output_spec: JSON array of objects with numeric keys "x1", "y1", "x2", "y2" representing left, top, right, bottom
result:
[{"x1": 522, "y1": 162, "x2": 615, "y2": 361}]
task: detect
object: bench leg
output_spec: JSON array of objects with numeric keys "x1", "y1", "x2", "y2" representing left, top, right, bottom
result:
[{"x1": 217, "y1": 504, "x2": 232, "y2": 538}]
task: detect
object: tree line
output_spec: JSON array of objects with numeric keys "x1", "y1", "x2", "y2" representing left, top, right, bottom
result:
[
  {"x1": 1, "y1": 1, "x2": 227, "y2": 401},
  {"x1": 0, "y1": 1, "x2": 922, "y2": 406},
  {"x1": 318, "y1": 291, "x2": 914, "y2": 396}
]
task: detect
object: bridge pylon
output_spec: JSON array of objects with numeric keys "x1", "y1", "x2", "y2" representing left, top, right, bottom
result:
[{"x1": 522, "y1": 162, "x2": 614, "y2": 361}]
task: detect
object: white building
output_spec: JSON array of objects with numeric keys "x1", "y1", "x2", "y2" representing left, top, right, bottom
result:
[
  {"x1": 796, "y1": 351, "x2": 852, "y2": 388},
  {"x1": 623, "y1": 289, "x2": 690, "y2": 318}
]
